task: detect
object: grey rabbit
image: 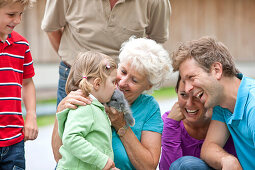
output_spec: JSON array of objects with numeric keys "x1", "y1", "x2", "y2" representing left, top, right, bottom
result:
[{"x1": 106, "y1": 89, "x2": 135, "y2": 127}]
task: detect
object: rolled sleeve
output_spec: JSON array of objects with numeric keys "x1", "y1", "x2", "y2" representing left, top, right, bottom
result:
[
  {"x1": 41, "y1": 0, "x2": 67, "y2": 31},
  {"x1": 146, "y1": 0, "x2": 171, "y2": 43}
]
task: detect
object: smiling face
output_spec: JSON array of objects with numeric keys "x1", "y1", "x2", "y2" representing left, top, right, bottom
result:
[
  {"x1": 177, "y1": 80, "x2": 208, "y2": 122},
  {"x1": 117, "y1": 62, "x2": 152, "y2": 105},
  {"x1": 179, "y1": 58, "x2": 224, "y2": 109},
  {"x1": 0, "y1": 2, "x2": 24, "y2": 41}
]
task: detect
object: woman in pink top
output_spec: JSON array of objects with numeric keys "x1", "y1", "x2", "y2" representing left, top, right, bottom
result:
[{"x1": 159, "y1": 75, "x2": 236, "y2": 170}]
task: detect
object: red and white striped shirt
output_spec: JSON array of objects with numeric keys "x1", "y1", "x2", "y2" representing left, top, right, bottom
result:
[{"x1": 0, "y1": 31, "x2": 35, "y2": 147}]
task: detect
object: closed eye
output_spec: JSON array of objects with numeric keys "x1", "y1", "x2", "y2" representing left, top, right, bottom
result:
[
  {"x1": 8, "y1": 13, "x2": 15, "y2": 17},
  {"x1": 132, "y1": 77, "x2": 138, "y2": 83},
  {"x1": 180, "y1": 91, "x2": 188, "y2": 99},
  {"x1": 121, "y1": 69, "x2": 127, "y2": 75}
]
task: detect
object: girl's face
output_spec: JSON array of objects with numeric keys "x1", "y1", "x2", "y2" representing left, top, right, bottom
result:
[
  {"x1": 177, "y1": 80, "x2": 208, "y2": 123},
  {"x1": 117, "y1": 62, "x2": 152, "y2": 105},
  {"x1": 0, "y1": 2, "x2": 24, "y2": 41},
  {"x1": 96, "y1": 69, "x2": 117, "y2": 103}
]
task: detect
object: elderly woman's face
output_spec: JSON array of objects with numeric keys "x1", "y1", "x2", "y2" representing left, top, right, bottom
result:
[{"x1": 117, "y1": 62, "x2": 152, "y2": 105}]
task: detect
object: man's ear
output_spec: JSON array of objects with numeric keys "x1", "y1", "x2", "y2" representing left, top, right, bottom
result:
[
  {"x1": 211, "y1": 62, "x2": 223, "y2": 80},
  {"x1": 93, "y1": 78, "x2": 101, "y2": 90}
]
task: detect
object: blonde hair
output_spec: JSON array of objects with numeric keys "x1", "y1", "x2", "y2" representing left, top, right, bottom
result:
[
  {"x1": 172, "y1": 36, "x2": 239, "y2": 77},
  {"x1": 66, "y1": 51, "x2": 117, "y2": 96},
  {"x1": 0, "y1": 0, "x2": 35, "y2": 8}
]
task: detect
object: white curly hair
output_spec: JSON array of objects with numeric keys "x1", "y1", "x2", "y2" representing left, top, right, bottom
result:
[{"x1": 119, "y1": 36, "x2": 172, "y2": 94}]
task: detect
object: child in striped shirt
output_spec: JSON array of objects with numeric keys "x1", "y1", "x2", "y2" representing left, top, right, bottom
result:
[{"x1": 0, "y1": 0, "x2": 38, "y2": 169}]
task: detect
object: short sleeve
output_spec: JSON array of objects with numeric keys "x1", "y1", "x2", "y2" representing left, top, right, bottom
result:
[
  {"x1": 247, "y1": 106, "x2": 255, "y2": 147},
  {"x1": 146, "y1": 0, "x2": 171, "y2": 43},
  {"x1": 212, "y1": 106, "x2": 226, "y2": 123},
  {"x1": 41, "y1": 0, "x2": 67, "y2": 31},
  {"x1": 23, "y1": 44, "x2": 35, "y2": 79},
  {"x1": 143, "y1": 98, "x2": 163, "y2": 133}
]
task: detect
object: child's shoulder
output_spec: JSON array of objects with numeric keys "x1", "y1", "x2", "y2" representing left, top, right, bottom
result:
[
  {"x1": 9, "y1": 31, "x2": 29, "y2": 44},
  {"x1": 75, "y1": 105, "x2": 92, "y2": 111},
  {"x1": 73, "y1": 104, "x2": 96, "y2": 113}
]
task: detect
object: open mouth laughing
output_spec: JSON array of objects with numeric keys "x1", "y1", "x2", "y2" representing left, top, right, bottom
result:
[
  {"x1": 7, "y1": 25, "x2": 15, "y2": 30},
  {"x1": 185, "y1": 109, "x2": 199, "y2": 115}
]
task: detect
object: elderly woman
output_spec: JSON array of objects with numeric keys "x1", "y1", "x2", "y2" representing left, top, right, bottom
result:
[
  {"x1": 159, "y1": 75, "x2": 237, "y2": 170},
  {"x1": 52, "y1": 37, "x2": 172, "y2": 169}
]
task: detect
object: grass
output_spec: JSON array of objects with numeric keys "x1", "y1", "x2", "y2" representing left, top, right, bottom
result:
[
  {"x1": 23, "y1": 114, "x2": 56, "y2": 127},
  {"x1": 33, "y1": 86, "x2": 177, "y2": 127},
  {"x1": 36, "y1": 114, "x2": 56, "y2": 127},
  {"x1": 36, "y1": 98, "x2": 57, "y2": 104},
  {"x1": 152, "y1": 86, "x2": 177, "y2": 100}
]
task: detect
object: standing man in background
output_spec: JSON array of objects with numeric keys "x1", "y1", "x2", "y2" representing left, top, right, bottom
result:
[{"x1": 41, "y1": 0, "x2": 171, "y2": 105}]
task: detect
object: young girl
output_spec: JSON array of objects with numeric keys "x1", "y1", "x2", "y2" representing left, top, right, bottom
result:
[{"x1": 56, "y1": 51, "x2": 118, "y2": 170}]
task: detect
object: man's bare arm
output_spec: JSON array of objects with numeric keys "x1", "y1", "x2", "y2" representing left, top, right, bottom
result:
[
  {"x1": 51, "y1": 118, "x2": 62, "y2": 162},
  {"x1": 201, "y1": 120, "x2": 242, "y2": 170},
  {"x1": 46, "y1": 29, "x2": 63, "y2": 54}
]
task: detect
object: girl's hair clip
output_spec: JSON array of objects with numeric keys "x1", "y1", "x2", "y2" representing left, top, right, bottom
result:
[
  {"x1": 106, "y1": 64, "x2": 111, "y2": 69},
  {"x1": 83, "y1": 76, "x2": 87, "y2": 79}
]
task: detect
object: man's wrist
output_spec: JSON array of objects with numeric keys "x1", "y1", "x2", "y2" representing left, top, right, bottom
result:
[{"x1": 221, "y1": 155, "x2": 240, "y2": 168}]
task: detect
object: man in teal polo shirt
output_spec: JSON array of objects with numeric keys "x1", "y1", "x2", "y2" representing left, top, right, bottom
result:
[
  {"x1": 171, "y1": 36, "x2": 255, "y2": 170},
  {"x1": 212, "y1": 73, "x2": 255, "y2": 170}
]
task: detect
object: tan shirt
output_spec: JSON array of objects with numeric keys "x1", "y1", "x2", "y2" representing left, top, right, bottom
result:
[{"x1": 41, "y1": 0, "x2": 171, "y2": 65}]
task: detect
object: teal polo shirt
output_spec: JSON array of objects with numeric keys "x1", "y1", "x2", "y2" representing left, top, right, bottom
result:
[{"x1": 212, "y1": 74, "x2": 255, "y2": 170}]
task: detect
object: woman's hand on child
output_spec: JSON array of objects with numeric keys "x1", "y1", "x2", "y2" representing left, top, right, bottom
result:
[
  {"x1": 102, "y1": 158, "x2": 119, "y2": 170},
  {"x1": 57, "y1": 89, "x2": 92, "y2": 112},
  {"x1": 167, "y1": 102, "x2": 185, "y2": 121}
]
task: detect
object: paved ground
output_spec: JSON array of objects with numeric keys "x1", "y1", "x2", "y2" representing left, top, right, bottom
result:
[
  {"x1": 25, "y1": 125, "x2": 55, "y2": 170},
  {"x1": 25, "y1": 98, "x2": 177, "y2": 170}
]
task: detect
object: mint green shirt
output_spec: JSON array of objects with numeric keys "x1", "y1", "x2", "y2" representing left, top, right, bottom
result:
[{"x1": 56, "y1": 99, "x2": 113, "y2": 170}]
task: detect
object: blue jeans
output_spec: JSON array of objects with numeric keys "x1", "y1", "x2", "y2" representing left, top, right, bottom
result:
[
  {"x1": 170, "y1": 156, "x2": 214, "y2": 170},
  {"x1": 57, "y1": 61, "x2": 70, "y2": 106},
  {"x1": 0, "y1": 140, "x2": 25, "y2": 170}
]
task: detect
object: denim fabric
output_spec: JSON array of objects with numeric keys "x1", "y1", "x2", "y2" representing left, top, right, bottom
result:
[
  {"x1": 57, "y1": 61, "x2": 70, "y2": 106},
  {"x1": 170, "y1": 156, "x2": 214, "y2": 170},
  {"x1": 0, "y1": 140, "x2": 25, "y2": 170}
]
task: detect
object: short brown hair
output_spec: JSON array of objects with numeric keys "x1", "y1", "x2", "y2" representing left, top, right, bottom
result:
[
  {"x1": 0, "y1": 0, "x2": 34, "y2": 8},
  {"x1": 65, "y1": 51, "x2": 117, "y2": 96},
  {"x1": 172, "y1": 36, "x2": 239, "y2": 77}
]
